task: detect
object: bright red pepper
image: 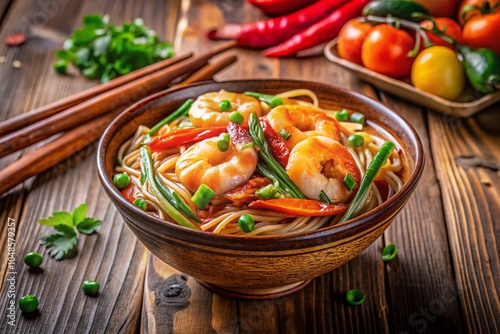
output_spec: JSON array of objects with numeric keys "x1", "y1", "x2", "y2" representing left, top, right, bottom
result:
[
  {"x1": 260, "y1": 119, "x2": 290, "y2": 168},
  {"x1": 248, "y1": 198, "x2": 348, "y2": 216},
  {"x1": 247, "y1": 0, "x2": 317, "y2": 16},
  {"x1": 121, "y1": 184, "x2": 137, "y2": 203},
  {"x1": 263, "y1": 0, "x2": 370, "y2": 57},
  {"x1": 207, "y1": 0, "x2": 348, "y2": 49},
  {"x1": 148, "y1": 127, "x2": 228, "y2": 151}
]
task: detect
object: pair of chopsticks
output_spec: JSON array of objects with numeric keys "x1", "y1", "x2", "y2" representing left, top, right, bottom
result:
[{"x1": 0, "y1": 41, "x2": 238, "y2": 195}]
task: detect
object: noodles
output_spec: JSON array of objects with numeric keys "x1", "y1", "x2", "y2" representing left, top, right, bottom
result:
[{"x1": 114, "y1": 89, "x2": 405, "y2": 236}]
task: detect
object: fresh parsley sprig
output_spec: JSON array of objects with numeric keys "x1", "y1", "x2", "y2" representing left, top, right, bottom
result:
[
  {"x1": 53, "y1": 14, "x2": 174, "y2": 83},
  {"x1": 39, "y1": 203, "x2": 101, "y2": 260}
]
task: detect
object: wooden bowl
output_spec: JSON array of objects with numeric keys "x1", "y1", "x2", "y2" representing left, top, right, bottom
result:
[{"x1": 97, "y1": 80, "x2": 425, "y2": 298}]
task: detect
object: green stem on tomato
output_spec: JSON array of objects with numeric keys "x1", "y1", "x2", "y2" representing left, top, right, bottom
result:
[
  {"x1": 339, "y1": 141, "x2": 395, "y2": 223},
  {"x1": 249, "y1": 113, "x2": 306, "y2": 199},
  {"x1": 140, "y1": 146, "x2": 199, "y2": 229}
]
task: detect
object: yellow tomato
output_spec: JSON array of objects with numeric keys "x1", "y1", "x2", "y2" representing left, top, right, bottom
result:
[{"x1": 411, "y1": 46, "x2": 465, "y2": 100}]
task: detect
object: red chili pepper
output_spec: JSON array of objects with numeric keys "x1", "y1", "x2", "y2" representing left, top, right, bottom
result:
[
  {"x1": 121, "y1": 184, "x2": 137, "y2": 203},
  {"x1": 263, "y1": 0, "x2": 370, "y2": 57},
  {"x1": 148, "y1": 127, "x2": 228, "y2": 151},
  {"x1": 207, "y1": 0, "x2": 348, "y2": 49},
  {"x1": 247, "y1": 0, "x2": 317, "y2": 16},
  {"x1": 4, "y1": 33, "x2": 27, "y2": 46},
  {"x1": 248, "y1": 198, "x2": 348, "y2": 216},
  {"x1": 260, "y1": 119, "x2": 290, "y2": 168}
]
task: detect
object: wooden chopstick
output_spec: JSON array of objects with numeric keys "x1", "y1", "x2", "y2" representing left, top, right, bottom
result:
[
  {"x1": 0, "y1": 52, "x2": 193, "y2": 137},
  {"x1": 0, "y1": 53, "x2": 238, "y2": 195},
  {"x1": 0, "y1": 41, "x2": 237, "y2": 159}
]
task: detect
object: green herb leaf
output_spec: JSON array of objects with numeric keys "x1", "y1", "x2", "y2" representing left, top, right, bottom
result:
[
  {"x1": 39, "y1": 211, "x2": 73, "y2": 227},
  {"x1": 41, "y1": 225, "x2": 78, "y2": 260},
  {"x1": 72, "y1": 203, "x2": 87, "y2": 225},
  {"x1": 54, "y1": 14, "x2": 174, "y2": 82},
  {"x1": 76, "y1": 218, "x2": 101, "y2": 235}
]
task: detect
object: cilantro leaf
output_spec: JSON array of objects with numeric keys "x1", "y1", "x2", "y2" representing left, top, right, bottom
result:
[
  {"x1": 72, "y1": 203, "x2": 87, "y2": 225},
  {"x1": 76, "y1": 218, "x2": 101, "y2": 235},
  {"x1": 41, "y1": 225, "x2": 78, "y2": 260},
  {"x1": 53, "y1": 14, "x2": 174, "y2": 82},
  {"x1": 39, "y1": 211, "x2": 73, "y2": 227}
]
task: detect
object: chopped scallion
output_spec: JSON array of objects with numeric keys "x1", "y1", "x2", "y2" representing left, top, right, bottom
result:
[
  {"x1": 191, "y1": 184, "x2": 215, "y2": 209},
  {"x1": 382, "y1": 243, "x2": 397, "y2": 261},
  {"x1": 319, "y1": 190, "x2": 332, "y2": 204},
  {"x1": 143, "y1": 99, "x2": 193, "y2": 143},
  {"x1": 278, "y1": 128, "x2": 291, "y2": 140},
  {"x1": 346, "y1": 289, "x2": 365, "y2": 306},
  {"x1": 343, "y1": 173, "x2": 357, "y2": 191},
  {"x1": 243, "y1": 91, "x2": 283, "y2": 108},
  {"x1": 256, "y1": 184, "x2": 277, "y2": 200},
  {"x1": 350, "y1": 112, "x2": 365, "y2": 124}
]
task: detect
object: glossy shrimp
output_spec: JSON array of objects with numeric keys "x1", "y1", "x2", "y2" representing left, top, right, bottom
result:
[
  {"x1": 175, "y1": 137, "x2": 258, "y2": 195},
  {"x1": 286, "y1": 136, "x2": 361, "y2": 204},
  {"x1": 266, "y1": 104, "x2": 341, "y2": 150},
  {"x1": 189, "y1": 90, "x2": 262, "y2": 127}
]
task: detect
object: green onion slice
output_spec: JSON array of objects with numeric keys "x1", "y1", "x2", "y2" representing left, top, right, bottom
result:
[
  {"x1": 343, "y1": 173, "x2": 357, "y2": 192},
  {"x1": 278, "y1": 128, "x2": 291, "y2": 140},
  {"x1": 350, "y1": 112, "x2": 365, "y2": 124},
  {"x1": 191, "y1": 184, "x2": 215, "y2": 209},
  {"x1": 243, "y1": 91, "x2": 283, "y2": 108},
  {"x1": 382, "y1": 243, "x2": 397, "y2": 261},
  {"x1": 143, "y1": 99, "x2": 193, "y2": 143},
  {"x1": 346, "y1": 289, "x2": 365, "y2": 306},
  {"x1": 339, "y1": 141, "x2": 395, "y2": 223},
  {"x1": 319, "y1": 190, "x2": 332, "y2": 204},
  {"x1": 256, "y1": 184, "x2": 278, "y2": 200}
]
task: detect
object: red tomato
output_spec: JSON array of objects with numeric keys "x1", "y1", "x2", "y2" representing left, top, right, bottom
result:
[
  {"x1": 462, "y1": 9, "x2": 500, "y2": 54},
  {"x1": 457, "y1": 0, "x2": 500, "y2": 25},
  {"x1": 420, "y1": 18, "x2": 464, "y2": 49},
  {"x1": 337, "y1": 18, "x2": 374, "y2": 65},
  {"x1": 361, "y1": 24, "x2": 416, "y2": 78},
  {"x1": 411, "y1": 0, "x2": 461, "y2": 17}
]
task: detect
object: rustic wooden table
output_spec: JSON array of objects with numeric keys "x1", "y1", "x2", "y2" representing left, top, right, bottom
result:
[{"x1": 0, "y1": 0, "x2": 499, "y2": 333}]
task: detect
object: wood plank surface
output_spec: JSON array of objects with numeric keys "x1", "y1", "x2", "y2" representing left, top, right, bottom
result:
[
  {"x1": 380, "y1": 95, "x2": 463, "y2": 333},
  {"x1": 428, "y1": 112, "x2": 500, "y2": 333},
  {"x1": 0, "y1": 0, "x2": 182, "y2": 332}
]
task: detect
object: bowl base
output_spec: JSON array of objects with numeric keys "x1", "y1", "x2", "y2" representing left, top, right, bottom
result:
[{"x1": 196, "y1": 279, "x2": 312, "y2": 299}]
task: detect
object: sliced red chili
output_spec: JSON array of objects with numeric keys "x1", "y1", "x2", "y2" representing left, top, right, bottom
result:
[
  {"x1": 248, "y1": 198, "x2": 348, "y2": 216},
  {"x1": 260, "y1": 118, "x2": 290, "y2": 168},
  {"x1": 4, "y1": 33, "x2": 27, "y2": 46},
  {"x1": 148, "y1": 127, "x2": 228, "y2": 151}
]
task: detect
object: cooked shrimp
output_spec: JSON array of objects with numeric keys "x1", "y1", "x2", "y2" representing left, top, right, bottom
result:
[
  {"x1": 266, "y1": 105, "x2": 341, "y2": 150},
  {"x1": 175, "y1": 137, "x2": 258, "y2": 195},
  {"x1": 189, "y1": 90, "x2": 262, "y2": 127},
  {"x1": 286, "y1": 136, "x2": 361, "y2": 204}
]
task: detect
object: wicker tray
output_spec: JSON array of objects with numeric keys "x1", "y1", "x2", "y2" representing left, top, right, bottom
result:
[{"x1": 324, "y1": 38, "x2": 500, "y2": 117}]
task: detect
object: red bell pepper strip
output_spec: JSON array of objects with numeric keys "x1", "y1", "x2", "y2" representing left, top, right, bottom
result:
[
  {"x1": 207, "y1": 0, "x2": 348, "y2": 49},
  {"x1": 263, "y1": 0, "x2": 370, "y2": 57},
  {"x1": 247, "y1": 0, "x2": 317, "y2": 16},
  {"x1": 148, "y1": 127, "x2": 228, "y2": 151},
  {"x1": 260, "y1": 119, "x2": 290, "y2": 168},
  {"x1": 121, "y1": 184, "x2": 137, "y2": 203},
  {"x1": 248, "y1": 198, "x2": 348, "y2": 216}
]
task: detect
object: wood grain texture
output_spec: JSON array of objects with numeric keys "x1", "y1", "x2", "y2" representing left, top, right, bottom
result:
[
  {"x1": 0, "y1": 0, "x2": 183, "y2": 332},
  {"x1": 428, "y1": 112, "x2": 500, "y2": 333},
  {"x1": 380, "y1": 95, "x2": 464, "y2": 333}
]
